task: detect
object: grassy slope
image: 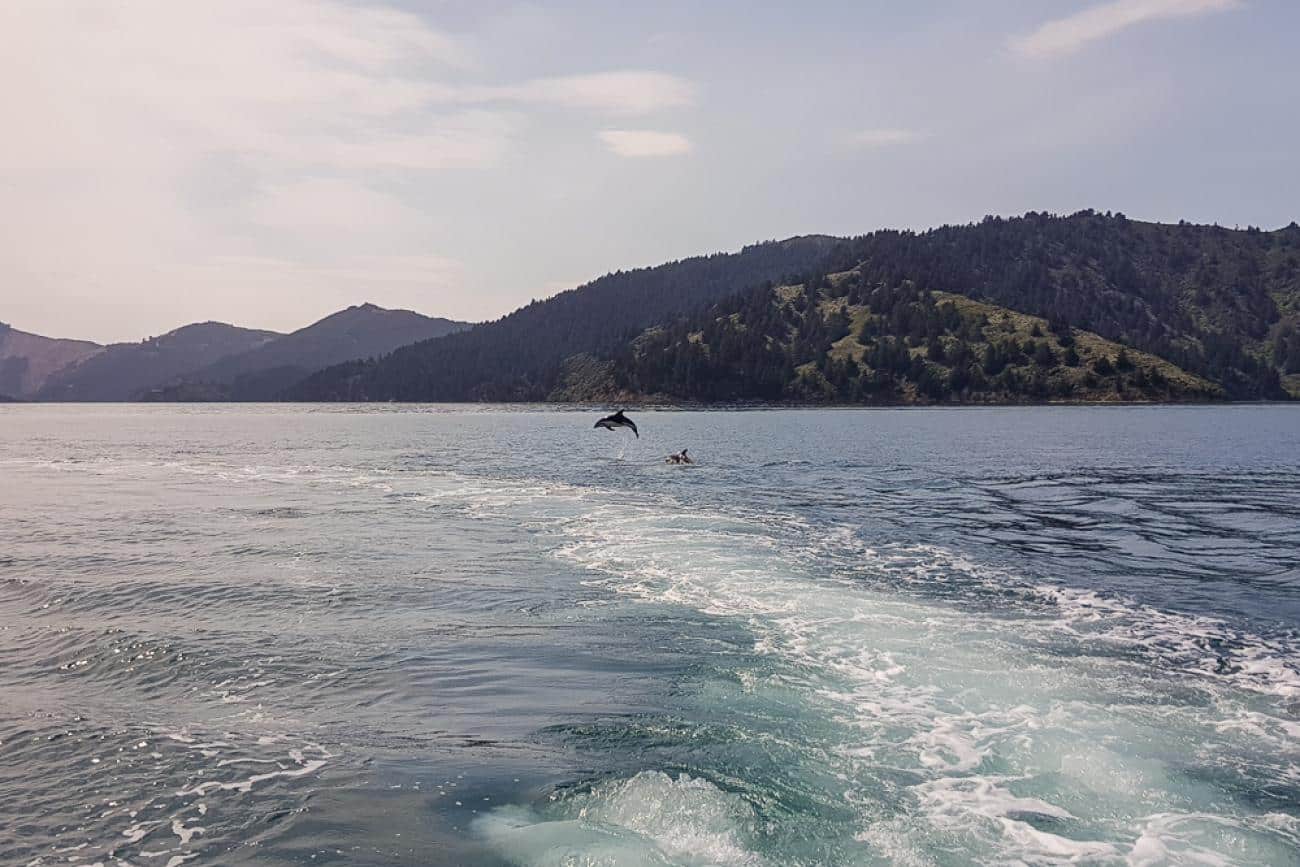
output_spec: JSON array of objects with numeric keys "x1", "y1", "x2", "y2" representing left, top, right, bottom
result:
[
  {"x1": 630, "y1": 270, "x2": 1222, "y2": 404},
  {"x1": 825, "y1": 284, "x2": 1217, "y2": 402}
]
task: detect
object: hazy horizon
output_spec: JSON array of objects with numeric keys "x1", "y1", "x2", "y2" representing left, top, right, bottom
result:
[{"x1": 4, "y1": 0, "x2": 1297, "y2": 344}]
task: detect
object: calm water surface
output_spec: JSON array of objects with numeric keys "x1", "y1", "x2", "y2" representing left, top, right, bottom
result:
[{"x1": 1, "y1": 405, "x2": 1298, "y2": 866}]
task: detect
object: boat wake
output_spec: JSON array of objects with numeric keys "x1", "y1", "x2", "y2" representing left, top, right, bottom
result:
[{"x1": 457, "y1": 473, "x2": 1300, "y2": 865}]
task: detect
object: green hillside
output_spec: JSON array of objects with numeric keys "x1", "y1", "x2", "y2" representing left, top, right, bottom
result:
[
  {"x1": 601, "y1": 274, "x2": 1221, "y2": 404},
  {"x1": 286, "y1": 236, "x2": 848, "y2": 401},
  {"x1": 290, "y1": 211, "x2": 1299, "y2": 404}
]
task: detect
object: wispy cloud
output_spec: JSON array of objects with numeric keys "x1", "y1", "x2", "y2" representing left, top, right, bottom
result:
[
  {"x1": 598, "y1": 130, "x2": 693, "y2": 158},
  {"x1": 0, "y1": 0, "x2": 697, "y2": 339},
  {"x1": 1011, "y1": 0, "x2": 1241, "y2": 59},
  {"x1": 846, "y1": 128, "x2": 925, "y2": 148},
  {"x1": 477, "y1": 72, "x2": 695, "y2": 116}
]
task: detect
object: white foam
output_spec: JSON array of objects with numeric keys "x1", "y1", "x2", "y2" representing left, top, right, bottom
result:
[
  {"x1": 176, "y1": 757, "x2": 326, "y2": 796},
  {"x1": 1028, "y1": 581, "x2": 1300, "y2": 699},
  {"x1": 914, "y1": 776, "x2": 1119, "y2": 861},
  {"x1": 169, "y1": 818, "x2": 203, "y2": 846},
  {"x1": 478, "y1": 771, "x2": 763, "y2": 867},
  {"x1": 496, "y1": 478, "x2": 1300, "y2": 864},
  {"x1": 1127, "y1": 812, "x2": 1300, "y2": 867}
]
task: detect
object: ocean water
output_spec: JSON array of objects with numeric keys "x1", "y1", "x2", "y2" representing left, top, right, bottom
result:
[{"x1": 1, "y1": 404, "x2": 1298, "y2": 867}]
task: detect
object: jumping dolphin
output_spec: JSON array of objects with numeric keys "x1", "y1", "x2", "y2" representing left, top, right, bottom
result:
[{"x1": 594, "y1": 410, "x2": 638, "y2": 438}]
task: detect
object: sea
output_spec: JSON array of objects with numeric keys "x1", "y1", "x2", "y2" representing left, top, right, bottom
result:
[{"x1": 1, "y1": 404, "x2": 1298, "y2": 866}]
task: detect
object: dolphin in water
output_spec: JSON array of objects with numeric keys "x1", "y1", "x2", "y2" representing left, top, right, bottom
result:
[
  {"x1": 594, "y1": 410, "x2": 638, "y2": 438},
  {"x1": 666, "y1": 449, "x2": 693, "y2": 465}
]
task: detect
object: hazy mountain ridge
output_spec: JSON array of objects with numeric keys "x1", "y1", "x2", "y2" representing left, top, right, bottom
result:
[
  {"x1": 0, "y1": 323, "x2": 102, "y2": 398},
  {"x1": 286, "y1": 236, "x2": 847, "y2": 401},
  {"x1": 142, "y1": 303, "x2": 469, "y2": 401},
  {"x1": 18, "y1": 304, "x2": 470, "y2": 402},
  {"x1": 35, "y1": 322, "x2": 282, "y2": 402},
  {"x1": 291, "y1": 212, "x2": 1300, "y2": 404}
]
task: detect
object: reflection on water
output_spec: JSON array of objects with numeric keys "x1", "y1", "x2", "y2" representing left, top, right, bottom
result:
[{"x1": 1, "y1": 405, "x2": 1298, "y2": 865}]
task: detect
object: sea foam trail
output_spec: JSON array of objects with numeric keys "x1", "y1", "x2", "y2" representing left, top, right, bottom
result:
[
  {"x1": 14, "y1": 455, "x2": 1297, "y2": 863},
  {"x1": 451, "y1": 472, "x2": 1300, "y2": 866}
]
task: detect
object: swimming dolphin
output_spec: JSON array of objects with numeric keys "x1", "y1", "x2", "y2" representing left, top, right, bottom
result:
[
  {"x1": 667, "y1": 448, "x2": 693, "y2": 465},
  {"x1": 594, "y1": 410, "x2": 638, "y2": 438}
]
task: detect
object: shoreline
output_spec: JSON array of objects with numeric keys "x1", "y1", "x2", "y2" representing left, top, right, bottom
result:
[{"x1": 5, "y1": 399, "x2": 1298, "y2": 410}]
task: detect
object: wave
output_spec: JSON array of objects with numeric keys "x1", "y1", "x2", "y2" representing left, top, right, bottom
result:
[
  {"x1": 455, "y1": 472, "x2": 1300, "y2": 865},
  {"x1": 475, "y1": 771, "x2": 764, "y2": 867},
  {"x1": 0, "y1": 716, "x2": 330, "y2": 866}
]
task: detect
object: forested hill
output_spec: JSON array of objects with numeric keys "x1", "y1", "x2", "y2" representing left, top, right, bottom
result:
[
  {"x1": 594, "y1": 280, "x2": 1225, "y2": 404},
  {"x1": 287, "y1": 236, "x2": 846, "y2": 401},
  {"x1": 814, "y1": 211, "x2": 1300, "y2": 399},
  {"x1": 290, "y1": 212, "x2": 1300, "y2": 404},
  {"x1": 599, "y1": 212, "x2": 1300, "y2": 403}
]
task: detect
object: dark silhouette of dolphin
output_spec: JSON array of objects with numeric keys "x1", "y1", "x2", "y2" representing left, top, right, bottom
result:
[{"x1": 594, "y1": 410, "x2": 638, "y2": 438}]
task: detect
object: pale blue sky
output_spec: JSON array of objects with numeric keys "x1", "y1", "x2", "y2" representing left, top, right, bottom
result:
[{"x1": 2, "y1": 0, "x2": 1296, "y2": 343}]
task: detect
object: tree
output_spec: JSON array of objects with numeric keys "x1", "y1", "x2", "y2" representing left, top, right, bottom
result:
[{"x1": 982, "y1": 343, "x2": 1007, "y2": 376}]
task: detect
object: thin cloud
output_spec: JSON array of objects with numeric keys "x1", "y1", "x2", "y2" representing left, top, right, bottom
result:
[
  {"x1": 598, "y1": 130, "x2": 694, "y2": 158},
  {"x1": 1011, "y1": 0, "x2": 1241, "y2": 59},
  {"x1": 846, "y1": 129, "x2": 925, "y2": 148},
  {"x1": 0, "y1": 0, "x2": 697, "y2": 340},
  {"x1": 478, "y1": 72, "x2": 695, "y2": 116}
]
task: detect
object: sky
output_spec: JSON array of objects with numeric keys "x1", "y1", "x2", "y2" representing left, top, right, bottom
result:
[{"x1": 2, "y1": 0, "x2": 1297, "y2": 344}]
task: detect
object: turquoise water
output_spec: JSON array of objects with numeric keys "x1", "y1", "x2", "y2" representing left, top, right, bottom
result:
[{"x1": 1, "y1": 405, "x2": 1298, "y2": 865}]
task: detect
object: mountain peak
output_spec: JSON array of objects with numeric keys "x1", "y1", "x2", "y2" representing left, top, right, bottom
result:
[{"x1": 139, "y1": 304, "x2": 470, "y2": 401}]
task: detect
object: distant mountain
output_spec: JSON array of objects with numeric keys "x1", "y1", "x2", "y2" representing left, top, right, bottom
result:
[
  {"x1": 36, "y1": 322, "x2": 281, "y2": 401},
  {"x1": 0, "y1": 323, "x2": 102, "y2": 398},
  {"x1": 144, "y1": 303, "x2": 469, "y2": 401},
  {"x1": 291, "y1": 212, "x2": 1300, "y2": 404},
  {"x1": 287, "y1": 236, "x2": 847, "y2": 401}
]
